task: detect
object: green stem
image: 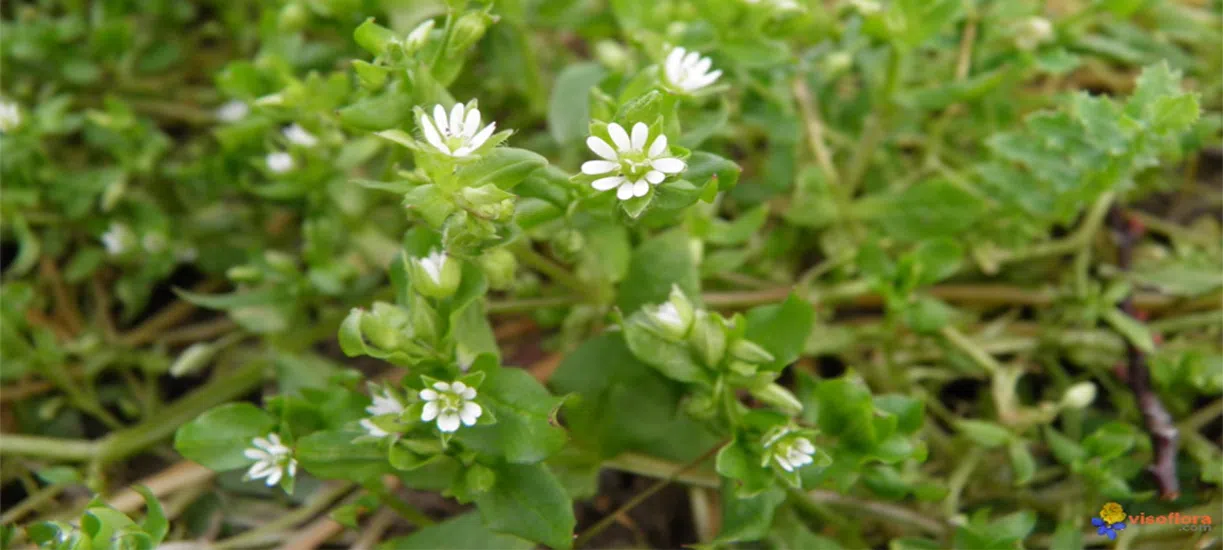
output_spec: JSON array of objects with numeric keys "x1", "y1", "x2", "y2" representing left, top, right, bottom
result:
[
  {"x1": 844, "y1": 45, "x2": 904, "y2": 193},
  {"x1": 939, "y1": 326, "x2": 1001, "y2": 374},
  {"x1": 793, "y1": 486, "x2": 950, "y2": 537},
  {"x1": 430, "y1": 12, "x2": 455, "y2": 69},
  {"x1": 213, "y1": 482, "x2": 355, "y2": 550},
  {"x1": 511, "y1": 242, "x2": 593, "y2": 300},
  {"x1": 991, "y1": 192, "x2": 1114, "y2": 267},
  {"x1": 0, "y1": 484, "x2": 65, "y2": 525},
  {"x1": 0, "y1": 434, "x2": 96, "y2": 461},
  {"x1": 942, "y1": 447, "x2": 984, "y2": 519},
  {"x1": 369, "y1": 484, "x2": 435, "y2": 526},
  {"x1": 486, "y1": 295, "x2": 578, "y2": 314},
  {"x1": 603, "y1": 452, "x2": 720, "y2": 488}
]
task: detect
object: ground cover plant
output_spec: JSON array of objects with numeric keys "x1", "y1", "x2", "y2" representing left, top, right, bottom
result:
[{"x1": 0, "y1": 0, "x2": 1220, "y2": 548}]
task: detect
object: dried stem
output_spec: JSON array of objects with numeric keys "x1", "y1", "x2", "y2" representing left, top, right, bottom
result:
[{"x1": 1109, "y1": 206, "x2": 1180, "y2": 500}]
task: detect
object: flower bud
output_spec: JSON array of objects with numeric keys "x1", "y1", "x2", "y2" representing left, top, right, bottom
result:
[
  {"x1": 277, "y1": 2, "x2": 309, "y2": 32},
  {"x1": 1015, "y1": 17, "x2": 1053, "y2": 51},
  {"x1": 688, "y1": 310, "x2": 727, "y2": 367},
  {"x1": 363, "y1": 302, "x2": 410, "y2": 350},
  {"x1": 227, "y1": 265, "x2": 262, "y2": 283},
  {"x1": 682, "y1": 392, "x2": 718, "y2": 420},
  {"x1": 548, "y1": 228, "x2": 585, "y2": 264},
  {"x1": 478, "y1": 247, "x2": 517, "y2": 290},
  {"x1": 465, "y1": 463, "x2": 496, "y2": 494},
  {"x1": 1060, "y1": 382, "x2": 1097, "y2": 409},
  {"x1": 459, "y1": 185, "x2": 516, "y2": 223},
  {"x1": 750, "y1": 383, "x2": 804, "y2": 416},
  {"x1": 643, "y1": 285, "x2": 695, "y2": 339},
  {"x1": 409, "y1": 294, "x2": 440, "y2": 345},
  {"x1": 730, "y1": 339, "x2": 775, "y2": 365},
  {"x1": 594, "y1": 40, "x2": 632, "y2": 73},
  {"x1": 405, "y1": 19, "x2": 435, "y2": 52},
  {"x1": 447, "y1": 12, "x2": 495, "y2": 54},
  {"x1": 264, "y1": 250, "x2": 298, "y2": 275},
  {"x1": 408, "y1": 249, "x2": 461, "y2": 299}
]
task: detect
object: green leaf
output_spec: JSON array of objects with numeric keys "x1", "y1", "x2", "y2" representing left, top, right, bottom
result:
[
  {"x1": 1101, "y1": 308, "x2": 1156, "y2": 354},
  {"x1": 1082, "y1": 422, "x2": 1139, "y2": 460},
  {"x1": 910, "y1": 238, "x2": 963, "y2": 286},
  {"x1": 865, "y1": 179, "x2": 986, "y2": 241},
  {"x1": 717, "y1": 484, "x2": 786, "y2": 542},
  {"x1": 296, "y1": 430, "x2": 394, "y2": 481},
  {"x1": 135, "y1": 486, "x2": 168, "y2": 544},
  {"x1": 715, "y1": 437, "x2": 772, "y2": 496},
  {"x1": 339, "y1": 93, "x2": 414, "y2": 131},
  {"x1": 1007, "y1": 442, "x2": 1036, "y2": 486},
  {"x1": 473, "y1": 462, "x2": 576, "y2": 549},
  {"x1": 354, "y1": 18, "x2": 398, "y2": 56},
  {"x1": 1150, "y1": 93, "x2": 1200, "y2": 133},
  {"x1": 617, "y1": 229, "x2": 700, "y2": 314},
  {"x1": 548, "y1": 63, "x2": 605, "y2": 145},
  {"x1": 622, "y1": 319, "x2": 706, "y2": 383},
  {"x1": 707, "y1": 205, "x2": 769, "y2": 246},
  {"x1": 173, "y1": 403, "x2": 275, "y2": 471},
  {"x1": 744, "y1": 294, "x2": 815, "y2": 370},
  {"x1": 957, "y1": 420, "x2": 1012, "y2": 448},
  {"x1": 814, "y1": 378, "x2": 876, "y2": 449},
  {"x1": 685, "y1": 152, "x2": 741, "y2": 192},
  {"x1": 1043, "y1": 426, "x2": 1087, "y2": 465},
  {"x1": 454, "y1": 148, "x2": 548, "y2": 190},
  {"x1": 457, "y1": 366, "x2": 568, "y2": 463},
  {"x1": 379, "y1": 511, "x2": 534, "y2": 550}
]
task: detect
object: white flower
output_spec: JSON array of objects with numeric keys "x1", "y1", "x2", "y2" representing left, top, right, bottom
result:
[
  {"x1": 367, "y1": 388, "x2": 405, "y2": 417},
  {"x1": 0, "y1": 99, "x2": 21, "y2": 132},
  {"x1": 418, "y1": 249, "x2": 448, "y2": 285},
  {"x1": 662, "y1": 47, "x2": 722, "y2": 94},
  {"x1": 243, "y1": 433, "x2": 296, "y2": 487},
  {"x1": 283, "y1": 123, "x2": 319, "y2": 147},
  {"x1": 215, "y1": 100, "x2": 249, "y2": 123},
  {"x1": 769, "y1": 437, "x2": 817, "y2": 472},
  {"x1": 420, "y1": 381, "x2": 483, "y2": 433},
  {"x1": 582, "y1": 122, "x2": 686, "y2": 201},
  {"x1": 101, "y1": 223, "x2": 135, "y2": 255},
  {"x1": 266, "y1": 151, "x2": 294, "y2": 173},
  {"x1": 654, "y1": 303, "x2": 683, "y2": 329},
  {"x1": 419, "y1": 103, "x2": 496, "y2": 158},
  {"x1": 406, "y1": 19, "x2": 435, "y2": 50}
]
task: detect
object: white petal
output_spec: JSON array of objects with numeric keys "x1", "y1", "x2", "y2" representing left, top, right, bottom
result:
[
  {"x1": 664, "y1": 47, "x2": 685, "y2": 83},
  {"x1": 438, "y1": 412, "x2": 461, "y2": 432},
  {"x1": 244, "y1": 449, "x2": 269, "y2": 460},
  {"x1": 582, "y1": 160, "x2": 619, "y2": 175},
  {"x1": 592, "y1": 176, "x2": 625, "y2": 191},
  {"x1": 630, "y1": 122, "x2": 649, "y2": 151},
  {"x1": 449, "y1": 103, "x2": 465, "y2": 136},
  {"x1": 421, "y1": 401, "x2": 440, "y2": 421},
  {"x1": 460, "y1": 402, "x2": 482, "y2": 425},
  {"x1": 288, "y1": 459, "x2": 297, "y2": 477},
  {"x1": 616, "y1": 183, "x2": 634, "y2": 201},
  {"x1": 462, "y1": 108, "x2": 481, "y2": 138},
  {"x1": 247, "y1": 461, "x2": 273, "y2": 479},
  {"x1": 632, "y1": 180, "x2": 649, "y2": 197},
  {"x1": 467, "y1": 122, "x2": 495, "y2": 150},
  {"x1": 694, "y1": 69, "x2": 723, "y2": 89},
  {"x1": 452, "y1": 381, "x2": 468, "y2": 393},
  {"x1": 252, "y1": 437, "x2": 271, "y2": 450},
  {"x1": 419, "y1": 389, "x2": 438, "y2": 401},
  {"x1": 652, "y1": 157, "x2": 685, "y2": 173},
  {"x1": 693, "y1": 57, "x2": 712, "y2": 76},
  {"x1": 645, "y1": 170, "x2": 664, "y2": 184},
  {"x1": 432, "y1": 105, "x2": 449, "y2": 134},
  {"x1": 586, "y1": 136, "x2": 618, "y2": 160},
  {"x1": 682, "y1": 51, "x2": 700, "y2": 68},
  {"x1": 774, "y1": 454, "x2": 794, "y2": 472},
  {"x1": 461, "y1": 387, "x2": 477, "y2": 400},
  {"x1": 796, "y1": 438, "x2": 816, "y2": 454},
  {"x1": 452, "y1": 146, "x2": 473, "y2": 157},
  {"x1": 607, "y1": 123, "x2": 631, "y2": 152},
  {"x1": 266, "y1": 468, "x2": 282, "y2": 487},
  {"x1": 421, "y1": 116, "x2": 448, "y2": 154},
  {"x1": 433, "y1": 381, "x2": 451, "y2": 391},
  {"x1": 648, "y1": 134, "x2": 668, "y2": 158}
]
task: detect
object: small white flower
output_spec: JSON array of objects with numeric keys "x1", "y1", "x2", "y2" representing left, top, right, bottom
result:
[
  {"x1": 101, "y1": 223, "x2": 134, "y2": 256},
  {"x1": 419, "y1": 381, "x2": 483, "y2": 433},
  {"x1": 770, "y1": 437, "x2": 817, "y2": 472},
  {"x1": 0, "y1": 99, "x2": 21, "y2": 132},
  {"x1": 655, "y1": 303, "x2": 684, "y2": 329},
  {"x1": 419, "y1": 103, "x2": 496, "y2": 157},
  {"x1": 266, "y1": 151, "x2": 295, "y2": 173},
  {"x1": 283, "y1": 123, "x2": 319, "y2": 147},
  {"x1": 367, "y1": 388, "x2": 405, "y2": 417},
  {"x1": 662, "y1": 47, "x2": 722, "y2": 94},
  {"x1": 582, "y1": 122, "x2": 686, "y2": 201},
  {"x1": 243, "y1": 433, "x2": 296, "y2": 487},
  {"x1": 418, "y1": 249, "x2": 448, "y2": 285},
  {"x1": 215, "y1": 100, "x2": 249, "y2": 123},
  {"x1": 406, "y1": 19, "x2": 435, "y2": 50}
]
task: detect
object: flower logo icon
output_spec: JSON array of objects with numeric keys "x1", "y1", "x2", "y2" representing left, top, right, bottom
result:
[{"x1": 1093, "y1": 502, "x2": 1128, "y2": 540}]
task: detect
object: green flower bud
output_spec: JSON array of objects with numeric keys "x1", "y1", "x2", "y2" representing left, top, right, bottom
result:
[
  {"x1": 447, "y1": 12, "x2": 495, "y2": 55},
  {"x1": 479, "y1": 247, "x2": 517, "y2": 290},
  {"x1": 408, "y1": 249, "x2": 462, "y2": 299},
  {"x1": 593, "y1": 40, "x2": 632, "y2": 73},
  {"x1": 750, "y1": 383, "x2": 804, "y2": 415},
  {"x1": 548, "y1": 228, "x2": 585, "y2": 264},
  {"x1": 688, "y1": 310, "x2": 727, "y2": 367},
  {"x1": 465, "y1": 463, "x2": 496, "y2": 494},
  {"x1": 682, "y1": 392, "x2": 718, "y2": 420},
  {"x1": 728, "y1": 360, "x2": 757, "y2": 377},
  {"x1": 226, "y1": 265, "x2": 262, "y2": 283},
  {"x1": 459, "y1": 184, "x2": 516, "y2": 223},
  {"x1": 409, "y1": 293, "x2": 440, "y2": 345},
  {"x1": 730, "y1": 339, "x2": 775, "y2": 364},
  {"x1": 1060, "y1": 382, "x2": 1097, "y2": 409},
  {"x1": 405, "y1": 19, "x2": 435, "y2": 52},
  {"x1": 277, "y1": 2, "x2": 309, "y2": 32},
  {"x1": 643, "y1": 285, "x2": 695, "y2": 339},
  {"x1": 363, "y1": 302, "x2": 410, "y2": 350},
  {"x1": 352, "y1": 60, "x2": 389, "y2": 90}
]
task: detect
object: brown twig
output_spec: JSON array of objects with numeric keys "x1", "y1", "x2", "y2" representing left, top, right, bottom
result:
[
  {"x1": 1108, "y1": 206, "x2": 1180, "y2": 500},
  {"x1": 105, "y1": 461, "x2": 215, "y2": 514}
]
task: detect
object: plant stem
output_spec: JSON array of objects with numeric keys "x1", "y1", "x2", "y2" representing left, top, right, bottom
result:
[
  {"x1": 213, "y1": 482, "x2": 356, "y2": 550},
  {"x1": 0, "y1": 483, "x2": 65, "y2": 525},
  {"x1": 602, "y1": 452, "x2": 720, "y2": 489},
  {"x1": 940, "y1": 325, "x2": 1001, "y2": 374},
  {"x1": 576, "y1": 444, "x2": 724, "y2": 548},
  {"x1": 794, "y1": 486, "x2": 950, "y2": 537},
  {"x1": 368, "y1": 483, "x2": 435, "y2": 526},
  {"x1": 844, "y1": 45, "x2": 904, "y2": 193},
  {"x1": 511, "y1": 242, "x2": 593, "y2": 300},
  {"x1": 486, "y1": 295, "x2": 578, "y2": 314},
  {"x1": 942, "y1": 446, "x2": 984, "y2": 519},
  {"x1": 0, "y1": 433, "x2": 96, "y2": 460},
  {"x1": 990, "y1": 192, "x2": 1114, "y2": 268},
  {"x1": 792, "y1": 77, "x2": 840, "y2": 186}
]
